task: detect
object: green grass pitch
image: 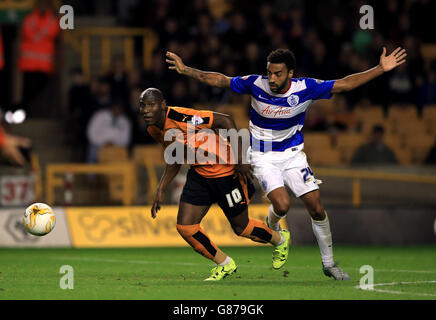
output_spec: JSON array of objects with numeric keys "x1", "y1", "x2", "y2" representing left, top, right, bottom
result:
[{"x1": 1, "y1": 246, "x2": 435, "y2": 300}]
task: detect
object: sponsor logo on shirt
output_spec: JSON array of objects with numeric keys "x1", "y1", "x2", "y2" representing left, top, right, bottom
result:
[{"x1": 261, "y1": 106, "x2": 294, "y2": 118}]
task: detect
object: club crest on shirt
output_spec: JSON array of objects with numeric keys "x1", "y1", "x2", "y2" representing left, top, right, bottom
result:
[
  {"x1": 189, "y1": 114, "x2": 204, "y2": 126},
  {"x1": 287, "y1": 94, "x2": 299, "y2": 106}
]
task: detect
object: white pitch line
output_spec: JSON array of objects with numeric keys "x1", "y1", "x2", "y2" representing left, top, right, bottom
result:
[
  {"x1": 354, "y1": 280, "x2": 436, "y2": 297},
  {"x1": 50, "y1": 256, "x2": 279, "y2": 270},
  {"x1": 367, "y1": 268, "x2": 436, "y2": 274},
  {"x1": 290, "y1": 266, "x2": 436, "y2": 274},
  {"x1": 50, "y1": 256, "x2": 203, "y2": 267}
]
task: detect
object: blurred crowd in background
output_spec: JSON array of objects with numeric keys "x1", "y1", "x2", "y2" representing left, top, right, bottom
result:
[
  {"x1": 65, "y1": 0, "x2": 436, "y2": 163},
  {"x1": 63, "y1": 0, "x2": 436, "y2": 108}
]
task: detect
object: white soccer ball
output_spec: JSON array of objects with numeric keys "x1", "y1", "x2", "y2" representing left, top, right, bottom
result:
[{"x1": 23, "y1": 203, "x2": 56, "y2": 236}]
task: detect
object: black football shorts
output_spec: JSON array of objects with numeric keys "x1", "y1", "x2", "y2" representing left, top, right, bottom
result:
[{"x1": 180, "y1": 168, "x2": 256, "y2": 218}]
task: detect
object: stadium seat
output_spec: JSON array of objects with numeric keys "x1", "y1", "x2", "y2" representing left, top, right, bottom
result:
[
  {"x1": 133, "y1": 145, "x2": 165, "y2": 204},
  {"x1": 95, "y1": 146, "x2": 136, "y2": 204},
  {"x1": 384, "y1": 134, "x2": 405, "y2": 150},
  {"x1": 392, "y1": 147, "x2": 412, "y2": 165},
  {"x1": 304, "y1": 133, "x2": 332, "y2": 148},
  {"x1": 421, "y1": 44, "x2": 436, "y2": 60},
  {"x1": 354, "y1": 104, "x2": 386, "y2": 135},
  {"x1": 305, "y1": 146, "x2": 341, "y2": 166},
  {"x1": 387, "y1": 104, "x2": 418, "y2": 123},
  {"x1": 305, "y1": 134, "x2": 340, "y2": 166},
  {"x1": 354, "y1": 105, "x2": 384, "y2": 124},
  {"x1": 394, "y1": 119, "x2": 429, "y2": 137},
  {"x1": 132, "y1": 144, "x2": 164, "y2": 166},
  {"x1": 404, "y1": 134, "x2": 436, "y2": 164},
  {"x1": 422, "y1": 105, "x2": 436, "y2": 135},
  {"x1": 335, "y1": 134, "x2": 366, "y2": 163},
  {"x1": 313, "y1": 98, "x2": 336, "y2": 115},
  {"x1": 98, "y1": 146, "x2": 129, "y2": 163}
]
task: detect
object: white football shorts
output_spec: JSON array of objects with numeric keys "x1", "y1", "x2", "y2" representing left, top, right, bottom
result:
[{"x1": 248, "y1": 143, "x2": 320, "y2": 197}]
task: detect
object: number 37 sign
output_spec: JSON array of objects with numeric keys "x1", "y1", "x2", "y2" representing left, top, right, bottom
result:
[{"x1": 0, "y1": 175, "x2": 35, "y2": 206}]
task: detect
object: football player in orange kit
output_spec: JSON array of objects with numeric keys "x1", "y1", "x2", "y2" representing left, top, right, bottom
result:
[{"x1": 140, "y1": 88, "x2": 290, "y2": 281}]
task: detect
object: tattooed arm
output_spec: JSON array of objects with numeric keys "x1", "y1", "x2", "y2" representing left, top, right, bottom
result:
[{"x1": 166, "y1": 51, "x2": 231, "y2": 88}]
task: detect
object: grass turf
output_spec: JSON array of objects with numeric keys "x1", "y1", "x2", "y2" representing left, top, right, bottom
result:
[{"x1": 0, "y1": 246, "x2": 435, "y2": 300}]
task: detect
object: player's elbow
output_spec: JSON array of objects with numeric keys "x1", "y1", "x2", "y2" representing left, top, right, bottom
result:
[
  {"x1": 213, "y1": 113, "x2": 234, "y2": 130},
  {"x1": 332, "y1": 79, "x2": 353, "y2": 93},
  {"x1": 215, "y1": 75, "x2": 231, "y2": 88}
]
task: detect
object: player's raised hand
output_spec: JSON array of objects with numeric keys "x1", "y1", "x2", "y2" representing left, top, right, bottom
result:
[
  {"x1": 166, "y1": 51, "x2": 186, "y2": 74},
  {"x1": 379, "y1": 47, "x2": 407, "y2": 72},
  {"x1": 151, "y1": 189, "x2": 164, "y2": 219}
]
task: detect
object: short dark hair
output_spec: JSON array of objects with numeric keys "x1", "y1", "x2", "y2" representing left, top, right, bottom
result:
[
  {"x1": 267, "y1": 49, "x2": 296, "y2": 71},
  {"x1": 140, "y1": 88, "x2": 164, "y2": 104}
]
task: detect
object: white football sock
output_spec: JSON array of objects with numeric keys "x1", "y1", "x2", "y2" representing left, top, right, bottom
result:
[
  {"x1": 276, "y1": 233, "x2": 285, "y2": 246},
  {"x1": 311, "y1": 212, "x2": 334, "y2": 267},
  {"x1": 218, "y1": 256, "x2": 231, "y2": 266},
  {"x1": 268, "y1": 205, "x2": 284, "y2": 231}
]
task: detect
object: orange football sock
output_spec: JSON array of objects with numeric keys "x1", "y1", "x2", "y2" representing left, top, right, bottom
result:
[
  {"x1": 240, "y1": 219, "x2": 273, "y2": 243},
  {"x1": 176, "y1": 224, "x2": 219, "y2": 261}
]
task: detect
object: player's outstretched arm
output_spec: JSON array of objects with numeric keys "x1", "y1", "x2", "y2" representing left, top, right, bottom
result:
[
  {"x1": 151, "y1": 163, "x2": 182, "y2": 218},
  {"x1": 331, "y1": 47, "x2": 407, "y2": 93},
  {"x1": 166, "y1": 51, "x2": 231, "y2": 88}
]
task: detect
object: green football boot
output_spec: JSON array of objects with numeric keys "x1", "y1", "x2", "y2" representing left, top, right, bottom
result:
[
  {"x1": 204, "y1": 258, "x2": 237, "y2": 281},
  {"x1": 272, "y1": 230, "x2": 290, "y2": 270}
]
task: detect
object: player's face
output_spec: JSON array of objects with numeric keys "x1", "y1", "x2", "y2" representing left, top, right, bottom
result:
[
  {"x1": 267, "y1": 62, "x2": 293, "y2": 93},
  {"x1": 139, "y1": 97, "x2": 164, "y2": 126}
]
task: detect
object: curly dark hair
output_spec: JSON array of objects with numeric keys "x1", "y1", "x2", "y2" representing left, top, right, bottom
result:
[{"x1": 267, "y1": 49, "x2": 296, "y2": 71}]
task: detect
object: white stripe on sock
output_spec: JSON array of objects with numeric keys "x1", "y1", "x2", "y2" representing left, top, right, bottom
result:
[{"x1": 218, "y1": 256, "x2": 231, "y2": 266}]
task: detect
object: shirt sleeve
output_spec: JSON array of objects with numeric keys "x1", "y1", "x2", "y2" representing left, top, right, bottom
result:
[
  {"x1": 230, "y1": 75, "x2": 257, "y2": 94},
  {"x1": 305, "y1": 78, "x2": 335, "y2": 100}
]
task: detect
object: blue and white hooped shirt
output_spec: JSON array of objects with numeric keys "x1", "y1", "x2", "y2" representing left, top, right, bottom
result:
[{"x1": 230, "y1": 75, "x2": 335, "y2": 152}]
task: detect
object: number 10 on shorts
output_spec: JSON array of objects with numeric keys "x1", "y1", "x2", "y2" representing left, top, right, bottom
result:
[{"x1": 226, "y1": 188, "x2": 243, "y2": 207}]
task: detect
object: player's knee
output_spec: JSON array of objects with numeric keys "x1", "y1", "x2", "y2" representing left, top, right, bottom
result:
[
  {"x1": 239, "y1": 219, "x2": 272, "y2": 243},
  {"x1": 176, "y1": 224, "x2": 186, "y2": 234},
  {"x1": 309, "y1": 203, "x2": 325, "y2": 220},
  {"x1": 176, "y1": 223, "x2": 196, "y2": 239},
  {"x1": 231, "y1": 223, "x2": 247, "y2": 236},
  {"x1": 176, "y1": 224, "x2": 217, "y2": 260},
  {"x1": 273, "y1": 199, "x2": 291, "y2": 217}
]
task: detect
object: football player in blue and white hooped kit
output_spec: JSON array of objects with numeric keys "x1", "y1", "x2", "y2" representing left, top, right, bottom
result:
[{"x1": 166, "y1": 46, "x2": 407, "y2": 280}]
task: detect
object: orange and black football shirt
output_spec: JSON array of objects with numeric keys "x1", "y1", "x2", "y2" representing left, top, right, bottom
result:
[{"x1": 147, "y1": 107, "x2": 236, "y2": 178}]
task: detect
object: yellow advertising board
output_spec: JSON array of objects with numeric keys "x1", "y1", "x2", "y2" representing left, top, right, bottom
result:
[{"x1": 65, "y1": 205, "x2": 284, "y2": 248}]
